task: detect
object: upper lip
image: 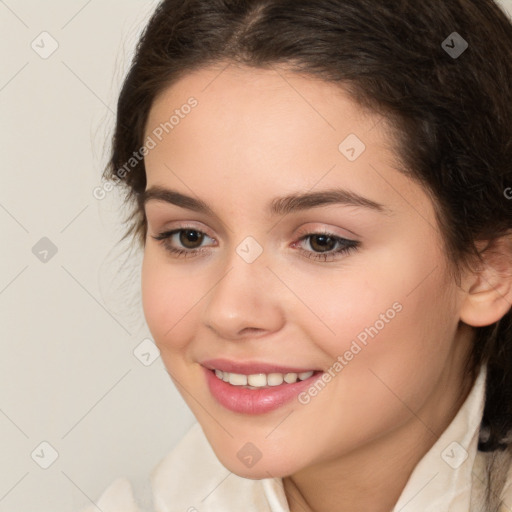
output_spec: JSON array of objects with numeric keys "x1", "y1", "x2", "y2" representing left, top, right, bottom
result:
[{"x1": 200, "y1": 358, "x2": 320, "y2": 375}]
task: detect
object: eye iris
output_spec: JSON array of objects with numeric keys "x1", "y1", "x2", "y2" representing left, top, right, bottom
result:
[
  {"x1": 179, "y1": 229, "x2": 203, "y2": 249},
  {"x1": 310, "y1": 234, "x2": 335, "y2": 252}
]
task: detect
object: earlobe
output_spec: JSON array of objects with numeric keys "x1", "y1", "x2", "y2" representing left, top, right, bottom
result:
[{"x1": 459, "y1": 234, "x2": 512, "y2": 328}]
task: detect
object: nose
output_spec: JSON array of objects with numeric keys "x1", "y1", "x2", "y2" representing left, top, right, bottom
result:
[{"x1": 201, "y1": 247, "x2": 286, "y2": 340}]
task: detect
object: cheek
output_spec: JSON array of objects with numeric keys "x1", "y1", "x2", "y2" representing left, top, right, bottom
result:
[
  {"x1": 265, "y1": 264, "x2": 458, "y2": 465},
  {"x1": 310, "y1": 243, "x2": 457, "y2": 388},
  {"x1": 298, "y1": 252, "x2": 405, "y2": 356},
  {"x1": 141, "y1": 249, "x2": 200, "y2": 353}
]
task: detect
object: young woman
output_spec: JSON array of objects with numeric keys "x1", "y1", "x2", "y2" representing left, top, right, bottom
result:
[{"x1": 80, "y1": 0, "x2": 512, "y2": 510}]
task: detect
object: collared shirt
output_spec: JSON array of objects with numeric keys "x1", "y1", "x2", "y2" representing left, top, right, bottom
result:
[{"x1": 79, "y1": 363, "x2": 512, "y2": 512}]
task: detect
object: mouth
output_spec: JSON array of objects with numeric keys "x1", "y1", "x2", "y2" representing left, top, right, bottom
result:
[{"x1": 201, "y1": 363, "x2": 324, "y2": 415}]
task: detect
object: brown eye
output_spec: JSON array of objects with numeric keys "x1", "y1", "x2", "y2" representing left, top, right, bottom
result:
[
  {"x1": 294, "y1": 230, "x2": 360, "y2": 262},
  {"x1": 179, "y1": 229, "x2": 204, "y2": 249},
  {"x1": 152, "y1": 227, "x2": 215, "y2": 259},
  {"x1": 308, "y1": 234, "x2": 337, "y2": 253}
]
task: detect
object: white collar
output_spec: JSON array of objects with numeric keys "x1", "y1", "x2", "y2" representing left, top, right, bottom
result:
[{"x1": 391, "y1": 363, "x2": 487, "y2": 511}]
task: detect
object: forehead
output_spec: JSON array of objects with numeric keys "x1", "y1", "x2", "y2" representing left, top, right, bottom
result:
[
  {"x1": 142, "y1": 63, "x2": 432, "y2": 227},
  {"x1": 145, "y1": 63, "x2": 380, "y2": 143},
  {"x1": 144, "y1": 64, "x2": 399, "y2": 177}
]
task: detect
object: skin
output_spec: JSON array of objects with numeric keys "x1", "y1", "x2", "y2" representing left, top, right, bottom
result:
[{"x1": 140, "y1": 63, "x2": 510, "y2": 512}]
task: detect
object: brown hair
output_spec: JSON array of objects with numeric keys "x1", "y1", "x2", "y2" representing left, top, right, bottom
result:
[{"x1": 105, "y1": 0, "x2": 512, "y2": 507}]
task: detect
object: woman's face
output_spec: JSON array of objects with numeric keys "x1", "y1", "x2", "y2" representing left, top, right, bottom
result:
[{"x1": 141, "y1": 64, "x2": 472, "y2": 478}]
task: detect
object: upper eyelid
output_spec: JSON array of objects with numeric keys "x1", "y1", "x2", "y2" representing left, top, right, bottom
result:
[
  {"x1": 295, "y1": 225, "x2": 356, "y2": 239},
  {"x1": 153, "y1": 220, "x2": 213, "y2": 235},
  {"x1": 152, "y1": 218, "x2": 359, "y2": 238},
  {"x1": 154, "y1": 224, "x2": 353, "y2": 236}
]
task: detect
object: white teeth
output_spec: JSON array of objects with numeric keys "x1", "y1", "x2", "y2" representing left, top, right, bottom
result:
[
  {"x1": 267, "y1": 373, "x2": 284, "y2": 386},
  {"x1": 213, "y1": 369, "x2": 316, "y2": 388},
  {"x1": 228, "y1": 373, "x2": 247, "y2": 386},
  {"x1": 247, "y1": 373, "x2": 267, "y2": 387},
  {"x1": 284, "y1": 372, "x2": 298, "y2": 383}
]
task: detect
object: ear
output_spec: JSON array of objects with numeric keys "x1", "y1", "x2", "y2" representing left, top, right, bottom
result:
[{"x1": 459, "y1": 233, "x2": 512, "y2": 327}]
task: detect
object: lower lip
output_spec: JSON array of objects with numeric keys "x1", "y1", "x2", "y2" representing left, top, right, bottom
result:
[{"x1": 203, "y1": 366, "x2": 322, "y2": 415}]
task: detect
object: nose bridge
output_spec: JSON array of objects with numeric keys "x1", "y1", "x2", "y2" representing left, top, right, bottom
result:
[{"x1": 201, "y1": 235, "x2": 284, "y2": 338}]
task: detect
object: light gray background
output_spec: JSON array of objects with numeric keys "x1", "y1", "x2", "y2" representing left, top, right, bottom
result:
[{"x1": 1, "y1": 1, "x2": 512, "y2": 511}]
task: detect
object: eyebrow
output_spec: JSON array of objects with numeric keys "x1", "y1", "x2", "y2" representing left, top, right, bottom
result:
[{"x1": 142, "y1": 185, "x2": 389, "y2": 216}]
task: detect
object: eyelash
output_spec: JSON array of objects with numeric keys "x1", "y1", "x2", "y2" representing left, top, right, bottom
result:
[{"x1": 151, "y1": 227, "x2": 360, "y2": 262}]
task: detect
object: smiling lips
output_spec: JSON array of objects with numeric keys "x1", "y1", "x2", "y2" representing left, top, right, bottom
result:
[
  {"x1": 201, "y1": 358, "x2": 319, "y2": 388},
  {"x1": 201, "y1": 358, "x2": 323, "y2": 414}
]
